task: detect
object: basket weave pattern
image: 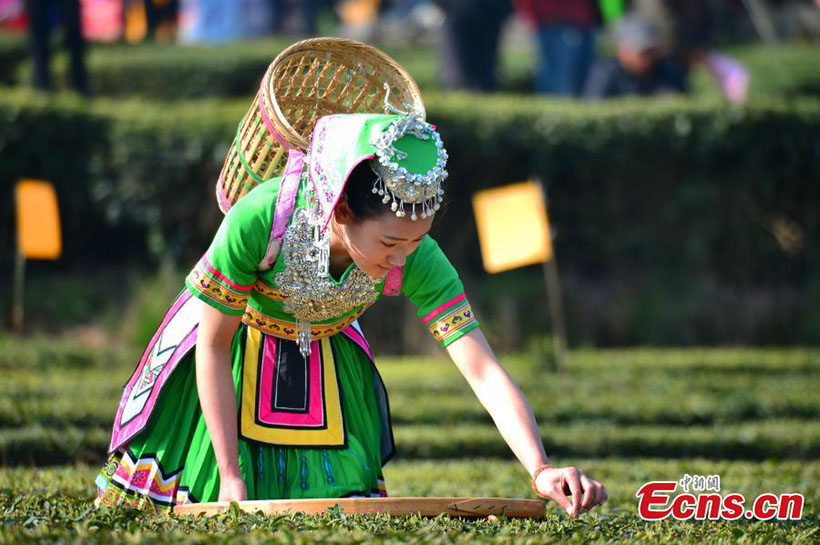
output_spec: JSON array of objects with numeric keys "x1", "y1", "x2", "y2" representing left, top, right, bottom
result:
[{"x1": 218, "y1": 38, "x2": 425, "y2": 213}]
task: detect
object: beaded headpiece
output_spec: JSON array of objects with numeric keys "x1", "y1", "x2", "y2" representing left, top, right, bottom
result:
[
  {"x1": 370, "y1": 111, "x2": 448, "y2": 221},
  {"x1": 307, "y1": 111, "x2": 449, "y2": 231}
]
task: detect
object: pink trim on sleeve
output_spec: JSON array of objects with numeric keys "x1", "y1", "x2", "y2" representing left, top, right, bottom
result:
[
  {"x1": 202, "y1": 256, "x2": 254, "y2": 292},
  {"x1": 422, "y1": 293, "x2": 467, "y2": 324}
]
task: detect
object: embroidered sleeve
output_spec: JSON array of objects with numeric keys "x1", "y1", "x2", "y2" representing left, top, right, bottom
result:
[
  {"x1": 402, "y1": 236, "x2": 479, "y2": 348},
  {"x1": 185, "y1": 184, "x2": 273, "y2": 315}
]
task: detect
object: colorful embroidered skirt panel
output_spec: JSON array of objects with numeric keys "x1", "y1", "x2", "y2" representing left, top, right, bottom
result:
[{"x1": 95, "y1": 324, "x2": 389, "y2": 511}]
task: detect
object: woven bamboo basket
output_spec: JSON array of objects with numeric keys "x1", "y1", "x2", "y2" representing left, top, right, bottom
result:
[{"x1": 217, "y1": 37, "x2": 426, "y2": 213}]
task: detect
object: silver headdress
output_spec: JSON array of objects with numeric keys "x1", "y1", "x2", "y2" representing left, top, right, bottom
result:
[{"x1": 370, "y1": 88, "x2": 448, "y2": 221}]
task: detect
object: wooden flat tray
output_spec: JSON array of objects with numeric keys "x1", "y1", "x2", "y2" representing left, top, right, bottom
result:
[{"x1": 173, "y1": 497, "x2": 546, "y2": 519}]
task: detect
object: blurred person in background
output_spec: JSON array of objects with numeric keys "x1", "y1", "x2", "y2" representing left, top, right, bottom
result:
[
  {"x1": 583, "y1": 12, "x2": 687, "y2": 98},
  {"x1": 512, "y1": 0, "x2": 602, "y2": 96},
  {"x1": 141, "y1": 0, "x2": 178, "y2": 41},
  {"x1": 122, "y1": 0, "x2": 179, "y2": 42},
  {"x1": 0, "y1": 0, "x2": 28, "y2": 31},
  {"x1": 272, "y1": 0, "x2": 333, "y2": 36},
  {"x1": 630, "y1": 0, "x2": 749, "y2": 103},
  {"x1": 179, "y1": 0, "x2": 277, "y2": 43},
  {"x1": 378, "y1": 0, "x2": 444, "y2": 45},
  {"x1": 384, "y1": 0, "x2": 427, "y2": 19},
  {"x1": 24, "y1": 0, "x2": 87, "y2": 94},
  {"x1": 436, "y1": 0, "x2": 513, "y2": 92}
]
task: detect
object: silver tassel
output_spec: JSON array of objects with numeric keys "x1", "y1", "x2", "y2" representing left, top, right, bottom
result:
[{"x1": 297, "y1": 319, "x2": 312, "y2": 358}]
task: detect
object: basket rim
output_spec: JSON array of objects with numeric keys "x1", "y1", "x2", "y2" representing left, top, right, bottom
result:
[{"x1": 265, "y1": 37, "x2": 425, "y2": 151}]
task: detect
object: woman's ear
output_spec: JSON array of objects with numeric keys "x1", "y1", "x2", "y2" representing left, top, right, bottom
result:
[{"x1": 333, "y1": 196, "x2": 356, "y2": 225}]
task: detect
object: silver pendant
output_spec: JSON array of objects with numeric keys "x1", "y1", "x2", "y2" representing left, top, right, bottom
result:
[{"x1": 276, "y1": 206, "x2": 380, "y2": 358}]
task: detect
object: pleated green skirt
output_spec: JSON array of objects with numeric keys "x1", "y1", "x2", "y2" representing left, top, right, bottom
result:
[{"x1": 95, "y1": 323, "x2": 390, "y2": 511}]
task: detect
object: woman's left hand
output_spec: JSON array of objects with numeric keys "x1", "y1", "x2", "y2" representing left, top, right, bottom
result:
[{"x1": 534, "y1": 466, "x2": 608, "y2": 518}]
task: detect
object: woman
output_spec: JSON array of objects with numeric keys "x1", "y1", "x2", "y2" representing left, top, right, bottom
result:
[{"x1": 96, "y1": 111, "x2": 607, "y2": 518}]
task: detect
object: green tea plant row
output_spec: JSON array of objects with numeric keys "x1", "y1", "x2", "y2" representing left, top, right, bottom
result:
[
  {"x1": 2, "y1": 343, "x2": 816, "y2": 464},
  {"x1": 394, "y1": 419, "x2": 820, "y2": 460},
  {"x1": 0, "y1": 459, "x2": 816, "y2": 544},
  {"x1": 4, "y1": 458, "x2": 817, "y2": 505},
  {"x1": 2, "y1": 418, "x2": 818, "y2": 466},
  {"x1": 383, "y1": 457, "x2": 819, "y2": 505},
  {"x1": 4, "y1": 335, "x2": 816, "y2": 373},
  {"x1": 554, "y1": 347, "x2": 820, "y2": 372},
  {"x1": 1, "y1": 371, "x2": 816, "y2": 428},
  {"x1": 0, "y1": 336, "x2": 138, "y2": 371},
  {"x1": 1, "y1": 345, "x2": 817, "y2": 429},
  {"x1": 388, "y1": 388, "x2": 819, "y2": 426},
  {"x1": 0, "y1": 343, "x2": 816, "y2": 428}
]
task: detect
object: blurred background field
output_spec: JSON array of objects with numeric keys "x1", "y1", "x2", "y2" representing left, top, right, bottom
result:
[
  {"x1": 0, "y1": 25, "x2": 818, "y2": 350},
  {"x1": 0, "y1": 31, "x2": 818, "y2": 99},
  {"x1": 0, "y1": 0, "x2": 818, "y2": 542}
]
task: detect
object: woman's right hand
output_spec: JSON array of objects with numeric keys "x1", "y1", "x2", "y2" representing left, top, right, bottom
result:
[
  {"x1": 218, "y1": 474, "x2": 248, "y2": 502},
  {"x1": 534, "y1": 466, "x2": 607, "y2": 518}
]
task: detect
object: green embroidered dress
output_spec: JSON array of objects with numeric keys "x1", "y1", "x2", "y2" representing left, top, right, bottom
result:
[{"x1": 95, "y1": 177, "x2": 479, "y2": 510}]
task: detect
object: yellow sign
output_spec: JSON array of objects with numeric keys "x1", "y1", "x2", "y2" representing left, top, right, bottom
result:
[
  {"x1": 15, "y1": 179, "x2": 62, "y2": 260},
  {"x1": 472, "y1": 181, "x2": 552, "y2": 274}
]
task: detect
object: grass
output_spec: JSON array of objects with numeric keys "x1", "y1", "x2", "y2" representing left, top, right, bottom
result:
[{"x1": 0, "y1": 337, "x2": 817, "y2": 542}]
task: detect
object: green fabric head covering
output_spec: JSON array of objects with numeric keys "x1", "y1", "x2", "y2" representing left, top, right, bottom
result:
[{"x1": 307, "y1": 112, "x2": 448, "y2": 230}]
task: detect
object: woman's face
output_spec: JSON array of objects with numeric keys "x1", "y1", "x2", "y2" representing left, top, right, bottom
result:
[{"x1": 331, "y1": 203, "x2": 434, "y2": 279}]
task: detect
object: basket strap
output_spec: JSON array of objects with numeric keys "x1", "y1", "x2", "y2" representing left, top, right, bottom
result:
[
  {"x1": 215, "y1": 174, "x2": 233, "y2": 214},
  {"x1": 234, "y1": 123, "x2": 268, "y2": 185},
  {"x1": 258, "y1": 87, "x2": 292, "y2": 150},
  {"x1": 216, "y1": 125, "x2": 271, "y2": 215},
  {"x1": 258, "y1": 149, "x2": 305, "y2": 270}
]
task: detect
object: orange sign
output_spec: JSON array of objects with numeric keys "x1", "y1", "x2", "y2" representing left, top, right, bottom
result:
[
  {"x1": 15, "y1": 179, "x2": 62, "y2": 260},
  {"x1": 339, "y1": 0, "x2": 380, "y2": 25},
  {"x1": 472, "y1": 181, "x2": 552, "y2": 274}
]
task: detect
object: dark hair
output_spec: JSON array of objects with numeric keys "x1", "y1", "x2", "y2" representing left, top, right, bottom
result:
[
  {"x1": 341, "y1": 160, "x2": 392, "y2": 221},
  {"x1": 341, "y1": 159, "x2": 449, "y2": 222}
]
